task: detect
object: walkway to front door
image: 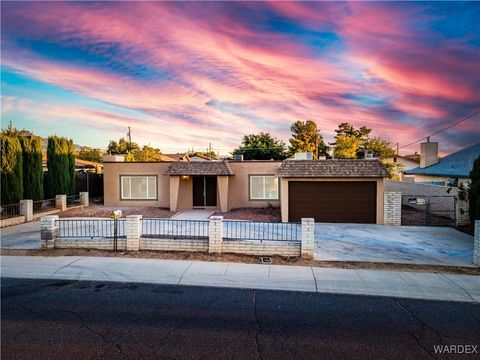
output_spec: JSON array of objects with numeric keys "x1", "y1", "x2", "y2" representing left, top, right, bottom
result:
[{"x1": 171, "y1": 209, "x2": 215, "y2": 220}]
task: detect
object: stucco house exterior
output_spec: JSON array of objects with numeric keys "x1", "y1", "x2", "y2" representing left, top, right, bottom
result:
[
  {"x1": 103, "y1": 155, "x2": 388, "y2": 224},
  {"x1": 404, "y1": 142, "x2": 480, "y2": 186},
  {"x1": 382, "y1": 154, "x2": 419, "y2": 182}
]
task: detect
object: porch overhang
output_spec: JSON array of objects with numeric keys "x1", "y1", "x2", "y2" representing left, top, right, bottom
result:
[{"x1": 165, "y1": 161, "x2": 234, "y2": 176}]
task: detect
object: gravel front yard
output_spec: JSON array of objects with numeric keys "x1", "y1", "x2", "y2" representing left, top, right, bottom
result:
[
  {"x1": 213, "y1": 207, "x2": 281, "y2": 222},
  {"x1": 59, "y1": 205, "x2": 175, "y2": 218}
]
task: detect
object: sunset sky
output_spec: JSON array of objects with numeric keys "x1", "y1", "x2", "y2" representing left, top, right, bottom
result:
[{"x1": 1, "y1": 1, "x2": 479, "y2": 155}]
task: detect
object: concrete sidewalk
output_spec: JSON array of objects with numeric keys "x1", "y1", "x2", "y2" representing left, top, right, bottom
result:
[{"x1": 2, "y1": 256, "x2": 479, "y2": 303}]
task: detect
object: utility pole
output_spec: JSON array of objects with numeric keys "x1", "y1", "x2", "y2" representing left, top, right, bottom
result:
[
  {"x1": 127, "y1": 126, "x2": 132, "y2": 144},
  {"x1": 315, "y1": 131, "x2": 319, "y2": 160}
]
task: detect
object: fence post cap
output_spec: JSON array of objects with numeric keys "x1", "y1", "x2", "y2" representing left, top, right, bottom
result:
[
  {"x1": 41, "y1": 215, "x2": 59, "y2": 221},
  {"x1": 301, "y1": 218, "x2": 315, "y2": 224}
]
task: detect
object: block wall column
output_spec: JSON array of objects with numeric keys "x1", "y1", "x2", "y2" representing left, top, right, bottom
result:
[
  {"x1": 383, "y1": 191, "x2": 401, "y2": 226},
  {"x1": 126, "y1": 215, "x2": 142, "y2": 251},
  {"x1": 209, "y1": 216, "x2": 223, "y2": 254},
  {"x1": 301, "y1": 218, "x2": 314, "y2": 259},
  {"x1": 41, "y1": 215, "x2": 59, "y2": 249}
]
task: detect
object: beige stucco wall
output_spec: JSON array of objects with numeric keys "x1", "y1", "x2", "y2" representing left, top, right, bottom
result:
[
  {"x1": 227, "y1": 161, "x2": 282, "y2": 210},
  {"x1": 103, "y1": 162, "x2": 171, "y2": 207},
  {"x1": 280, "y1": 177, "x2": 385, "y2": 224},
  {"x1": 177, "y1": 176, "x2": 193, "y2": 209},
  {"x1": 413, "y1": 174, "x2": 470, "y2": 186}
]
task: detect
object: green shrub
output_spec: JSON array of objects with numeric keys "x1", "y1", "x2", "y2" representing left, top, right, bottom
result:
[{"x1": 1, "y1": 134, "x2": 23, "y2": 204}]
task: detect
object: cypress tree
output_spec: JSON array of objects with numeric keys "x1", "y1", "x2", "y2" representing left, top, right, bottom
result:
[
  {"x1": 47, "y1": 136, "x2": 73, "y2": 198},
  {"x1": 67, "y1": 139, "x2": 76, "y2": 195},
  {"x1": 1, "y1": 133, "x2": 23, "y2": 204},
  {"x1": 19, "y1": 135, "x2": 44, "y2": 201}
]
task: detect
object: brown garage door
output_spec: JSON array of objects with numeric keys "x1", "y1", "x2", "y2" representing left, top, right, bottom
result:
[{"x1": 289, "y1": 181, "x2": 377, "y2": 223}]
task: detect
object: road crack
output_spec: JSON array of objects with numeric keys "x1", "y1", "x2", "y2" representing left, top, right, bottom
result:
[{"x1": 252, "y1": 291, "x2": 264, "y2": 360}]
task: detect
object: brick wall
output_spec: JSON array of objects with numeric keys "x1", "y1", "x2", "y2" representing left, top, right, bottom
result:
[
  {"x1": 222, "y1": 240, "x2": 300, "y2": 257},
  {"x1": 140, "y1": 238, "x2": 208, "y2": 252},
  {"x1": 56, "y1": 238, "x2": 127, "y2": 250},
  {"x1": 0, "y1": 216, "x2": 26, "y2": 228},
  {"x1": 383, "y1": 192, "x2": 401, "y2": 226}
]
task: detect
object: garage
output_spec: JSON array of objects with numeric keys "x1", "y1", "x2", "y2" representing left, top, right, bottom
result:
[
  {"x1": 288, "y1": 181, "x2": 377, "y2": 223},
  {"x1": 276, "y1": 159, "x2": 388, "y2": 223}
]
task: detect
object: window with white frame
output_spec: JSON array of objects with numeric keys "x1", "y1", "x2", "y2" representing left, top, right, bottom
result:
[
  {"x1": 249, "y1": 175, "x2": 279, "y2": 200},
  {"x1": 120, "y1": 176, "x2": 157, "y2": 200}
]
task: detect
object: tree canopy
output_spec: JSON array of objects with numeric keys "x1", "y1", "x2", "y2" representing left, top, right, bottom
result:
[
  {"x1": 107, "y1": 137, "x2": 139, "y2": 155},
  {"x1": 332, "y1": 134, "x2": 360, "y2": 159},
  {"x1": 77, "y1": 146, "x2": 104, "y2": 163},
  {"x1": 288, "y1": 120, "x2": 329, "y2": 159},
  {"x1": 232, "y1": 132, "x2": 288, "y2": 160}
]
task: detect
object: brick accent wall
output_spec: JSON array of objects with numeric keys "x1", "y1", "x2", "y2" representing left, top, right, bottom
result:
[
  {"x1": 208, "y1": 216, "x2": 223, "y2": 253},
  {"x1": 56, "y1": 238, "x2": 127, "y2": 250},
  {"x1": 56, "y1": 195, "x2": 67, "y2": 211},
  {"x1": 20, "y1": 200, "x2": 33, "y2": 222},
  {"x1": 126, "y1": 215, "x2": 142, "y2": 251},
  {"x1": 80, "y1": 192, "x2": 89, "y2": 207},
  {"x1": 301, "y1": 218, "x2": 314, "y2": 259},
  {"x1": 222, "y1": 240, "x2": 300, "y2": 256},
  {"x1": 383, "y1": 192, "x2": 401, "y2": 226},
  {"x1": 474, "y1": 220, "x2": 480, "y2": 266},
  {"x1": 0, "y1": 215, "x2": 26, "y2": 228},
  {"x1": 41, "y1": 215, "x2": 58, "y2": 249},
  {"x1": 140, "y1": 238, "x2": 208, "y2": 252}
]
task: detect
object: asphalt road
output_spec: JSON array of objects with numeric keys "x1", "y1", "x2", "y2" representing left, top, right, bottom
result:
[{"x1": 1, "y1": 278, "x2": 479, "y2": 360}]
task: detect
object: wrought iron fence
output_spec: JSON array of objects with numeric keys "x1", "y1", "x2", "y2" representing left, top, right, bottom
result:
[
  {"x1": 66, "y1": 195, "x2": 82, "y2": 208},
  {"x1": 223, "y1": 221, "x2": 300, "y2": 242},
  {"x1": 57, "y1": 218, "x2": 126, "y2": 238},
  {"x1": 0, "y1": 203, "x2": 21, "y2": 220},
  {"x1": 142, "y1": 218, "x2": 209, "y2": 239},
  {"x1": 33, "y1": 198, "x2": 56, "y2": 214}
]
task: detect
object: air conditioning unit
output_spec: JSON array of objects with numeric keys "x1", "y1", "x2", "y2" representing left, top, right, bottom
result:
[
  {"x1": 294, "y1": 152, "x2": 314, "y2": 160},
  {"x1": 233, "y1": 154, "x2": 244, "y2": 161},
  {"x1": 364, "y1": 150, "x2": 374, "y2": 159}
]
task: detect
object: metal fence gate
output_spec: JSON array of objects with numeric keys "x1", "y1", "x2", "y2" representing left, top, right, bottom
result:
[{"x1": 401, "y1": 195, "x2": 456, "y2": 226}]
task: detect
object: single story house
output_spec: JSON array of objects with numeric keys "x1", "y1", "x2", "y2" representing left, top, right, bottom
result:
[
  {"x1": 382, "y1": 154, "x2": 419, "y2": 182},
  {"x1": 404, "y1": 141, "x2": 480, "y2": 186},
  {"x1": 103, "y1": 155, "x2": 388, "y2": 224}
]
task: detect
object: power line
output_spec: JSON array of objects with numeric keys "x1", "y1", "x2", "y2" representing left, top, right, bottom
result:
[{"x1": 399, "y1": 110, "x2": 480, "y2": 149}]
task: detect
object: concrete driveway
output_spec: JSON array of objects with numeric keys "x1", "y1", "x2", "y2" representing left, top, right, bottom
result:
[
  {"x1": 315, "y1": 224, "x2": 474, "y2": 267},
  {"x1": 1, "y1": 221, "x2": 41, "y2": 249}
]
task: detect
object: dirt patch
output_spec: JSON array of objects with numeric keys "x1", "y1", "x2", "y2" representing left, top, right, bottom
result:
[
  {"x1": 2, "y1": 248, "x2": 479, "y2": 275},
  {"x1": 58, "y1": 205, "x2": 175, "y2": 218},
  {"x1": 213, "y1": 207, "x2": 281, "y2": 222}
]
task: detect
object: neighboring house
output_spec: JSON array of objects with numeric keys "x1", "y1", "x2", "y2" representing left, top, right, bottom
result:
[
  {"x1": 161, "y1": 153, "x2": 190, "y2": 161},
  {"x1": 382, "y1": 154, "x2": 420, "y2": 182},
  {"x1": 404, "y1": 141, "x2": 480, "y2": 186},
  {"x1": 42, "y1": 152, "x2": 103, "y2": 173},
  {"x1": 103, "y1": 155, "x2": 388, "y2": 224}
]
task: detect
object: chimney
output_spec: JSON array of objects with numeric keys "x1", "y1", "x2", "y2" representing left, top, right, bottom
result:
[{"x1": 420, "y1": 138, "x2": 438, "y2": 168}]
